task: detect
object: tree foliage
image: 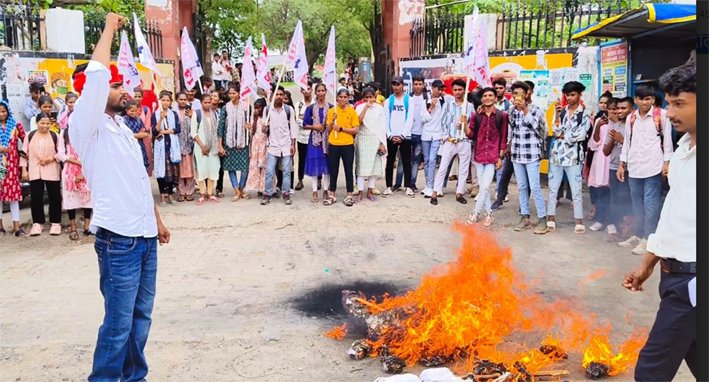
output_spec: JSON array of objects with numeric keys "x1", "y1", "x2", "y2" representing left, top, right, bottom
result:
[{"x1": 199, "y1": 0, "x2": 374, "y2": 73}]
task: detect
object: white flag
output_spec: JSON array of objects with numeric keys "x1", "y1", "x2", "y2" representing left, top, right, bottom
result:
[
  {"x1": 133, "y1": 13, "x2": 159, "y2": 74},
  {"x1": 180, "y1": 27, "x2": 203, "y2": 91},
  {"x1": 117, "y1": 31, "x2": 141, "y2": 91},
  {"x1": 240, "y1": 37, "x2": 257, "y2": 100},
  {"x1": 472, "y1": 12, "x2": 492, "y2": 87},
  {"x1": 322, "y1": 26, "x2": 337, "y2": 95},
  {"x1": 462, "y1": 6, "x2": 479, "y2": 80},
  {"x1": 256, "y1": 34, "x2": 272, "y2": 94},
  {"x1": 285, "y1": 20, "x2": 309, "y2": 90}
]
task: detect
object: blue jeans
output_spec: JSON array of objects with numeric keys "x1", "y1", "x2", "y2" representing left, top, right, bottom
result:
[
  {"x1": 395, "y1": 135, "x2": 422, "y2": 189},
  {"x1": 512, "y1": 161, "x2": 546, "y2": 218},
  {"x1": 609, "y1": 169, "x2": 631, "y2": 227},
  {"x1": 421, "y1": 139, "x2": 441, "y2": 190},
  {"x1": 547, "y1": 163, "x2": 584, "y2": 220},
  {"x1": 628, "y1": 174, "x2": 663, "y2": 238},
  {"x1": 89, "y1": 229, "x2": 158, "y2": 382},
  {"x1": 589, "y1": 186, "x2": 611, "y2": 224},
  {"x1": 265, "y1": 154, "x2": 292, "y2": 196},
  {"x1": 495, "y1": 157, "x2": 513, "y2": 203},
  {"x1": 228, "y1": 170, "x2": 249, "y2": 189},
  {"x1": 474, "y1": 163, "x2": 496, "y2": 214}
]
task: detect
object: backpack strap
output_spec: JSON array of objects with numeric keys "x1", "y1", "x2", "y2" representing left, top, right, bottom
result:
[
  {"x1": 196, "y1": 109, "x2": 202, "y2": 127},
  {"x1": 653, "y1": 107, "x2": 664, "y2": 152},
  {"x1": 26, "y1": 130, "x2": 58, "y2": 155}
]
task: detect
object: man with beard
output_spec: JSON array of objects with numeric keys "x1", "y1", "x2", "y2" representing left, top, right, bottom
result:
[{"x1": 68, "y1": 13, "x2": 171, "y2": 381}]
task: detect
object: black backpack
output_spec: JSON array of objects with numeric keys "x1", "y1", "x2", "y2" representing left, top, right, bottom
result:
[
  {"x1": 472, "y1": 110, "x2": 504, "y2": 146},
  {"x1": 20, "y1": 130, "x2": 58, "y2": 158}
]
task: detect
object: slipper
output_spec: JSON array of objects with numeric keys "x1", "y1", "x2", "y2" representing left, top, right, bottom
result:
[
  {"x1": 343, "y1": 196, "x2": 354, "y2": 207},
  {"x1": 575, "y1": 224, "x2": 586, "y2": 234},
  {"x1": 69, "y1": 230, "x2": 80, "y2": 241},
  {"x1": 83, "y1": 229, "x2": 92, "y2": 236},
  {"x1": 196, "y1": 196, "x2": 207, "y2": 206},
  {"x1": 242, "y1": 193, "x2": 251, "y2": 200},
  {"x1": 231, "y1": 196, "x2": 240, "y2": 202},
  {"x1": 546, "y1": 221, "x2": 556, "y2": 232},
  {"x1": 367, "y1": 194, "x2": 377, "y2": 202},
  {"x1": 186, "y1": 195, "x2": 195, "y2": 201},
  {"x1": 14, "y1": 228, "x2": 27, "y2": 238},
  {"x1": 209, "y1": 195, "x2": 221, "y2": 203},
  {"x1": 311, "y1": 193, "x2": 319, "y2": 203},
  {"x1": 177, "y1": 195, "x2": 185, "y2": 202}
]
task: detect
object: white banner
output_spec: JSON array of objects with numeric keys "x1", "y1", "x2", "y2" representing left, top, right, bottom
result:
[
  {"x1": 322, "y1": 26, "x2": 336, "y2": 95},
  {"x1": 240, "y1": 36, "x2": 257, "y2": 99},
  {"x1": 180, "y1": 27, "x2": 203, "y2": 91},
  {"x1": 117, "y1": 31, "x2": 141, "y2": 91},
  {"x1": 133, "y1": 13, "x2": 159, "y2": 74}
]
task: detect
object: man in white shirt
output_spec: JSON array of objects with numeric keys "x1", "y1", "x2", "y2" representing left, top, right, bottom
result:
[
  {"x1": 69, "y1": 13, "x2": 170, "y2": 382},
  {"x1": 616, "y1": 85, "x2": 674, "y2": 255},
  {"x1": 294, "y1": 81, "x2": 313, "y2": 191},
  {"x1": 420, "y1": 79, "x2": 449, "y2": 198},
  {"x1": 622, "y1": 62, "x2": 696, "y2": 382},
  {"x1": 382, "y1": 75, "x2": 415, "y2": 197},
  {"x1": 262, "y1": 86, "x2": 298, "y2": 205}
]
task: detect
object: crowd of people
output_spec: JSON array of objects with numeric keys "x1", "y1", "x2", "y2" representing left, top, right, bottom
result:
[{"x1": 0, "y1": 58, "x2": 681, "y2": 257}]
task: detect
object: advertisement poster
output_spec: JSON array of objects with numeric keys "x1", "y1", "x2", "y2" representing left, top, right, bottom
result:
[
  {"x1": 600, "y1": 41, "x2": 628, "y2": 98},
  {"x1": 519, "y1": 69, "x2": 550, "y2": 110},
  {"x1": 26, "y1": 70, "x2": 49, "y2": 86}
]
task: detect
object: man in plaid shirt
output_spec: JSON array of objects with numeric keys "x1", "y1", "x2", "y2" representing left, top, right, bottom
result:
[{"x1": 508, "y1": 81, "x2": 548, "y2": 234}]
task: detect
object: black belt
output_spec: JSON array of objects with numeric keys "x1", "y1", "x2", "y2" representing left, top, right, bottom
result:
[{"x1": 660, "y1": 258, "x2": 696, "y2": 274}]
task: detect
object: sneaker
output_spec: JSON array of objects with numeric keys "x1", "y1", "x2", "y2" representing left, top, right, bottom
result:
[
  {"x1": 371, "y1": 188, "x2": 381, "y2": 195},
  {"x1": 260, "y1": 196, "x2": 272, "y2": 205},
  {"x1": 606, "y1": 224, "x2": 618, "y2": 235},
  {"x1": 482, "y1": 213, "x2": 493, "y2": 228},
  {"x1": 29, "y1": 223, "x2": 43, "y2": 236},
  {"x1": 405, "y1": 188, "x2": 415, "y2": 197},
  {"x1": 422, "y1": 188, "x2": 433, "y2": 198},
  {"x1": 382, "y1": 187, "x2": 392, "y2": 197},
  {"x1": 618, "y1": 235, "x2": 641, "y2": 248},
  {"x1": 283, "y1": 194, "x2": 292, "y2": 205},
  {"x1": 504, "y1": 195, "x2": 510, "y2": 203},
  {"x1": 392, "y1": 185, "x2": 401, "y2": 192},
  {"x1": 491, "y1": 201, "x2": 503, "y2": 211},
  {"x1": 514, "y1": 216, "x2": 531, "y2": 232},
  {"x1": 632, "y1": 239, "x2": 648, "y2": 255},
  {"x1": 589, "y1": 222, "x2": 604, "y2": 232},
  {"x1": 469, "y1": 185, "x2": 479, "y2": 197},
  {"x1": 533, "y1": 217, "x2": 549, "y2": 235}
]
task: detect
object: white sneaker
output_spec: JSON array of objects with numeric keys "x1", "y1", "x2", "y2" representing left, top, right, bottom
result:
[
  {"x1": 504, "y1": 195, "x2": 509, "y2": 202},
  {"x1": 632, "y1": 239, "x2": 648, "y2": 255},
  {"x1": 422, "y1": 188, "x2": 433, "y2": 198},
  {"x1": 405, "y1": 188, "x2": 415, "y2": 197},
  {"x1": 382, "y1": 187, "x2": 392, "y2": 197},
  {"x1": 618, "y1": 235, "x2": 641, "y2": 248},
  {"x1": 606, "y1": 224, "x2": 618, "y2": 235},
  {"x1": 589, "y1": 222, "x2": 604, "y2": 232}
]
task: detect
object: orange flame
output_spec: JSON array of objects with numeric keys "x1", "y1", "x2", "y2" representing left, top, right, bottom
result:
[
  {"x1": 335, "y1": 224, "x2": 646, "y2": 377},
  {"x1": 324, "y1": 323, "x2": 348, "y2": 340},
  {"x1": 581, "y1": 330, "x2": 647, "y2": 376}
]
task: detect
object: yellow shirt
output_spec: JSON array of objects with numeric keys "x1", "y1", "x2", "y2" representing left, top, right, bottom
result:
[
  {"x1": 326, "y1": 105, "x2": 359, "y2": 146},
  {"x1": 376, "y1": 95, "x2": 385, "y2": 105}
]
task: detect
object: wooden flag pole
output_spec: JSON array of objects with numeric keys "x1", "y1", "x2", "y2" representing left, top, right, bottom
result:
[{"x1": 265, "y1": 63, "x2": 288, "y2": 125}]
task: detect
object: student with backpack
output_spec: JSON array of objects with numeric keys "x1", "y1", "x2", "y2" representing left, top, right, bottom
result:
[
  {"x1": 464, "y1": 87, "x2": 508, "y2": 227},
  {"x1": 382, "y1": 75, "x2": 415, "y2": 197},
  {"x1": 546, "y1": 81, "x2": 591, "y2": 234},
  {"x1": 20, "y1": 112, "x2": 65, "y2": 236},
  {"x1": 616, "y1": 85, "x2": 674, "y2": 255}
]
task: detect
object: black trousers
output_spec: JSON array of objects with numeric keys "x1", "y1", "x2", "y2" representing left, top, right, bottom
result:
[
  {"x1": 156, "y1": 178, "x2": 175, "y2": 195},
  {"x1": 385, "y1": 139, "x2": 412, "y2": 188},
  {"x1": 635, "y1": 270, "x2": 697, "y2": 381},
  {"x1": 297, "y1": 142, "x2": 308, "y2": 182},
  {"x1": 30, "y1": 179, "x2": 61, "y2": 224},
  {"x1": 328, "y1": 144, "x2": 355, "y2": 193},
  {"x1": 67, "y1": 208, "x2": 93, "y2": 220},
  {"x1": 216, "y1": 157, "x2": 225, "y2": 193}
]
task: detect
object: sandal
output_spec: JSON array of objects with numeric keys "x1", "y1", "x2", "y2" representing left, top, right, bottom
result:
[
  {"x1": 546, "y1": 221, "x2": 556, "y2": 232},
  {"x1": 186, "y1": 195, "x2": 194, "y2": 202},
  {"x1": 343, "y1": 196, "x2": 354, "y2": 207},
  {"x1": 575, "y1": 224, "x2": 586, "y2": 234},
  {"x1": 83, "y1": 229, "x2": 92, "y2": 236},
  {"x1": 14, "y1": 228, "x2": 27, "y2": 238},
  {"x1": 323, "y1": 196, "x2": 336, "y2": 206},
  {"x1": 177, "y1": 195, "x2": 185, "y2": 202},
  {"x1": 231, "y1": 195, "x2": 240, "y2": 202},
  {"x1": 197, "y1": 196, "x2": 207, "y2": 206},
  {"x1": 69, "y1": 230, "x2": 80, "y2": 241},
  {"x1": 209, "y1": 195, "x2": 221, "y2": 203},
  {"x1": 311, "y1": 192, "x2": 319, "y2": 203},
  {"x1": 367, "y1": 194, "x2": 377, "y2": 202}
]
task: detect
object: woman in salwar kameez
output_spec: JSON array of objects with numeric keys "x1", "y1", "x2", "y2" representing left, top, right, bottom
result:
[
  {"x1": 354, "y1": 87, "x2": 387, "y2": 202},
  {"x1": 0, "y1": 100, "x2": 26, "y2": 237},
  {"x1": 244, "y1": 98, "x2": 268, "y2": 197},
  {"x1": 175, "y1": 92, "x2": 196, "y2": 202},
  {"x1": 219, "y1": 86, "x2": 251, "y2": 201},
  {"x1": 302, "y1": 83, "x2": 331, "y2": 203}
]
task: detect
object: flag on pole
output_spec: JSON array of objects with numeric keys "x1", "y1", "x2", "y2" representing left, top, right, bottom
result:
[
  {"x1": 285, "y1": 20, "x2": 309, "y2": 90},
  {"x1": 462, "y1": 6, "x2": 479, "y2": 81},
  {"x1": 117, "y1": 31, "x2": 141, "y2": 91},
  {"x1": 322, "y1": 26, "x2": 337, "y2": 95},
  {"x1": 472, "y1": 11, "x2": 492, "y2": 87},
  {"x1": 240, "y1": 36, "x2": 257, "y2": 100},
  {"x1": 180, "y1": 27, "x2": 203, "y2": 91},
  {"x1": 256, "y1": 34, "x2": 272, "y2": 94},
  {"x1": 133, "y1": 13, "x2": 159, "y2": 74}
]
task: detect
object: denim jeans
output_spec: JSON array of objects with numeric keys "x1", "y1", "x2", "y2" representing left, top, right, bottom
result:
[
  {"x1": 608, "y1": 169, "x2": 631, "y2": 227},
  {"x1": 474, "y1": 163, "x2": 496, "y2": 214},
  {"x1": 628, "y1": 173, "x2": 663, "y2": 238},
  {"x1": 265, "y1": 154, "x2": 292, "y2": 196},
  {"x1": 394, "y1": 135, "x2": 422, "y2": 188},
  {"x1": 421, "y1": 139, "x2": 441, "y2": 190},
  {"x1": 89, "y1": 228, "x2": 158, "y2": 382},
  {"x1": 547, "y1": 163, "x2": 584, "y2": 220},
  {"x1": 495, "y1": 157, "x2": 513, "y2": 203},
  {"x1": 512, "y1": 160, "x2": 546, "y2": 218},
  {"x1": 228, "y1": 170, "x2": 249, "y2": 189}
]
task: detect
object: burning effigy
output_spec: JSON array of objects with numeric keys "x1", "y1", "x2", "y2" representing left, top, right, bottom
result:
[{"x1": 324, "y1": 224, "x2": 646, "y2": 380}]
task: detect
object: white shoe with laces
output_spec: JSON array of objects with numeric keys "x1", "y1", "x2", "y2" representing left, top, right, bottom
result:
[
  {"x1": 632, "y1": 239, "x2": 648, "y2": 255},
  {"x1": 382, "y1": 187, "x2": 392, "y2": 197},
  {"x1": 618, "y1": 235, "x2": 641, "y2": 248},
  {"x1": 606, "y1": 224, "x2": 618, "y2": 235},
  {"x1": 405, "y1": 188, "x2": 415, "y2": 197}
]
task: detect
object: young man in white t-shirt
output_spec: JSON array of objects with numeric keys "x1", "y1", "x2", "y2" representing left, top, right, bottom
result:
[
  {"x1": 394, "y1": 75, "x2": 427, "y2": 193},
  {"x1": 382, "y1": 75, "x2": 415, "y2": 197}
]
